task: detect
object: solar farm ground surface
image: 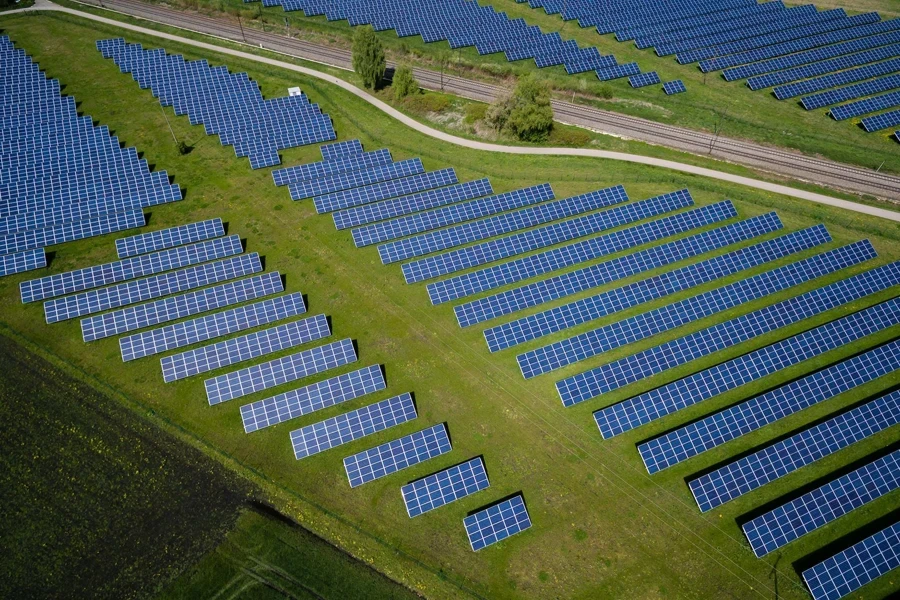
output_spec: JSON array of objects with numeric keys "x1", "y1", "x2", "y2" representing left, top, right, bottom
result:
[{"x1": 1, "y1": 11, "x2": 899, "y2": 600}]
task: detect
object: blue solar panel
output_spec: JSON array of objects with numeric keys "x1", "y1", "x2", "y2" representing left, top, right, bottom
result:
[
  {"x1": 115, "y1": 218, "x2": 224, "y2": 258},
  {"x1": 240, "y1": 364, "x2": 385, "y2": 432},
  {"x1": 558, "y1": 244, "x2": 886, "y2": 408},
  {"x1": 663, "y1": 80, "x2": 686, "y2": 95},
  {"x1": 0, "y1": 209, "x2": 144, "y2": 255},
  {"x1": 774, "y1": 57, "x2": 900, "y2": 99},
  {"x1": 831, "y1": 90, "x2": 900, "y2": 121},
  {"x1": 86, "y1": 270, "x2": 282, "y2": 343},
  {"x1": 272, "y1": 148, "x2": 392, "y2": 186},
  {"x1": 21, "y1": 235, "x2": 243, "y2": 303},
  {"x1": 638, "y1": 337, "x2": 900, "y2": 474},
  {"x1": 691, "y1": 389, "x2": 900, "y2": 513},
  {"x1": 428, "y1": 200, "x2": 736, "y2": 305},
  {"x1": 288, "y1": 158, "x2": 424, "y2": 200},
  {"x1": 521, "y1": 240, "x2": 870, "y2": 380},
  {"x1": 459, "y1": 211, "x2": 782, "y2": 329},
  {"x1": 380, "y1": 185, "x2": 629, "y2": 264},
  {"x1": 344, "y1": 423, "x2": 451, "y2": 487},
  {"x1": 745, "y1": 446, "x2": 900, "y2": 558},
  {"x1": 464, "y1": 495, "x2": 532, "y2": 551},
  {"x1": 314, "y1": 168, "x2": 458, "y2": 214},
  {"x1": 862, "y1": 108, "x2": 900, "y2": 132},
  {"x1": 405, "y1": 189, "x2": 692, "y2": 284},
  {"x1": 802, "y1": 521, "x2": 900, "y2": 600},
  {"x1": 596, "y1": 63, "x2": 640, "y2": 80},
  {"x1": 485, "y1": 221, "x2": 821, "y2": 352},
  {"x1": 206, "y1": 337, "x2": 356, "y2": 405},
  {"x1": 46, "y1": 252, "x2": 263, "y2": 324},
  {"x1": 596, "y1": 296, "x2": 900, "y2": 439},
  {"x1": 161, "y1": 314, "x2": 330, "y2": 382},
  {"x1": 0, "y1": 247, "x2": 46, "y2": 277},
  {"x1": 401, "y1": 457, "x2": 490, "y2": 518},
  {"x1": 747, "y1": 44, "x2": 900, "y2": 90},
  {"x1": 320, "y1": 139, "x2": 363, "y2": 161},
  {"x1": 352, "y1": 184, "x2": 555, "y2": 247},
  {"x1": 802, "y1": 74, "x2": 900, "y2": 110},
  {"x1": 290, "y1": 392, "x2": 417, "y2": 459},
  {"x1": 333, "y1": 179, "x2": 495, "y2": 230},
  {"x1": 121, "y1": 291, "x2": 304, "y2": 361},
  {"x1": 628, "y1": 71, "x2": 660, "y2": 88}
]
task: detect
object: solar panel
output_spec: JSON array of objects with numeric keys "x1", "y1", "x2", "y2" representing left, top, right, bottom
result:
[
  {"x1": 115, "y1": 218, "x2": 224, "y2": 258},
  {"x1": 690, "y1": 389, "x2": 900, "y2": 514},
  {"x1": 802, "y1": 74, "x2": 900, "y2": 111},
  {"x1": 46, "y1": 253, "x2": 262, "y2": 324},
  {"x1": 638, "y1": 337, "x2": 900, "y2": 474},
  {"x1": 344, "y1": 423, "x2": 451, "y2": 487},
  {"x1": 745, "y1": 447, "x2": 900, "y2": 558},
  {"x1": 464, "y1": 495, "x2": 532, "y2": 551},
  {"x1": 272, "y1": 148, "x2": 392, "y2": 186},
  {"x1": 161, "y1": 314, "x2": 330, "y2": 382},
  {"x1": 404, "y1": 189, "x2": 691, "y2": 284},
  {"x1": 831, "y1": 91, "x2": 900, "y2": 121},
  {"x1": 485, "y1": 221, "x2": 821, "y2": 352},
  {"x1": 0, "y1": 209, "x2": 144, "y2": 255},
  {"x1": 628, "y1": 71, "x2": 661, "y2": 88},
  {"x1": 290, "y1": 392, "x2": 417, "y2": 459},
  {"x1": 596, "y1": 296, "x2": 900, "y2": 439},
  {"x1": 596, "y1": 63, "x2": 640, "y2": 80},
  {"x1": 121, "y1": 291, "x2": 304, "y2": 361},
  {"x1": 802, "y1": 521, "x2": 900, "y2": 600},
  {"x1": 352, "y1": 184, "x2": 555, "y2": 247},
  {"x1": 206, "y1": 337, "x2": 356, "y2": 405},
  {"x1": 320, "y1": 139, "x2": 364, "y2": 161},
  {"x1": 333, "y1": 179, "x2": 495, "y2": 230},
  {"x1": 862, "y1": 109, "x2": 900, "y2": 132},
  {"x1": 428, "y1": 200, "x2": 736, "y2": 305},
  {"x1": 86, "y1": 270, "x2": 282, "y2": 343},
  {"x1": 288, "y1": 158, "x2": 424, "y2": 200},
  {"x1": 240, "y1": 364, "x2": 385, "y2": 432},
  {"x1": 380, "y1": 185, "x2": 629, "y2": 264},
  {"x1": 21, "y1": 235, "x2": 243, "y2": 303},
  {"x1": 520, "y1": 240, "x2": 870, "y2": 380},
  {"x1": 0, "y1": 247, "x2": 46, "y2": 277},
  {"x1": 558, "y1": 244, "x2": 886, "y2": 408},
  {"x1": 747, "y1": 44, "x2": 900, "y2": 91},
  {"x1": 459, "y1": 211, "x2": 784, "y2": 329},
  {"x1": 313, "y1": 168, "x2": 458, "y2": 214},
  {"x1": 401, "y1": 457, "x2": 490, "y2": 518},
  {"x1": 774, "y1": 57, "x2": 900, "y2": 100},
  {"x1": 663, "y1": 80, "x2": 686, "y2": 95}
]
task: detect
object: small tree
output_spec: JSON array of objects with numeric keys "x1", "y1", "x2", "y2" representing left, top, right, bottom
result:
[
  {"x1": 351, "y1": 25, "x2": 386, "y2": 90},
  {"x1": 392, "y1": 65, "x2": 418, "y2": 99},
  {"x1": 485, "y1": 75, "x2": 554, "y2": 142}
]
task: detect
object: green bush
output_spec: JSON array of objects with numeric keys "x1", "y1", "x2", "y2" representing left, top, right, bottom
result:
[
  {"x1": 549, "y1": 126, "x2": 591, "y2": 147},
  {"x1": 402, "y1": 92, "x2": 451, "y2": 115},
  {"x1": 351, "y1": 25, "x2": 385, "y2": 90},
  {"x1": 486, "y1": 75, "x2": 554, "y2": 142},
  {"x1": 464, "y1": 102, "x2": 487, "y2": 124},
  {"x1": 392, "y1": 65, "x2": 419, "y2": 100}
]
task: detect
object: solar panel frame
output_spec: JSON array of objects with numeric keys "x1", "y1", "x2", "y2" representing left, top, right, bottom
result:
[
  {"x1": 344, "y1": 423, "x2": 451, "y2": 487},
  {"x1": 313, "y1": 168, "x2": 458, "y2": 214},
  {"x1": 288, "y1": 158, "x2": 424, "y2": 200},
  {"x1": 628, "y1": 71, "x2": 661, "y2": 88},
  {"x1": 115, "y1": 218, "x2": 224, "y2": 258},
  {"x1": 401, "y1": 457, "x2": 490, "y2": 518},
  {"x1": 0, "y1": 209, "x2": 145, "y2": 255},
  {"x1": 0, "y1": 247, "x2": 46, "y2": 277},
  {"x1": 464, "y1": 495, "x2": 532, "y2": 551},
  {"x1": 663, "y1": 80, "x2": 686, "y2": 95}
]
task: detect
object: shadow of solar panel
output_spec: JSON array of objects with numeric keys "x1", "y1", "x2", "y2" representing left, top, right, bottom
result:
[
  {"x1": 290, "y1": 392, "x2": 416, "y2": 459},
  {"x1": 288, "y1": 158, "x2": 424, "y2": 200},
  {"x1": 353, "y1": 183, "x2": 554, "y2": 247},
  {"x1": 746, "y1": 446, "x2": 900, "y2": 558},
  {"x1": 638, "y1": 337, "x2": 900, "y2": 474},
  {"x1": 273, "y1": 148, "x2": 393, "y2": 186},
  {"x1": 487, "y1": 220, "x2": 823, "y2": 352},
  {"x1": 558, "y1": 244, "x2": 887, "y2": 408},
  {"x1": 380, "y1": 185, "x2": 629, "y2": 264},
  {"x1": 344, "y1": 423, "x2": 451, "y2": 487},
  {"x1": 521, "y1": 239, "x2": 872, "y2": 380},
  {"x1": 115, "y1": 218, "x2": 224, "y2": 258},
  {"x1": 428, "y1": 200, "x2": 736, "y2": 305},
  {"x1": 0, "y1": 247, "x2": 46, "y2": 277},
  {"x1": 405, "y1": 188, "x2": 691, "y2": 284},
  {"x1": 401, "y1": 457, "x2": 489, "y2": 518},
  {"x1": 802, "y1": 521, "x2": 900, "y2": 600},
  {"x1": 206, "y1": 337, "x2": 357, "y2": 405},
  {"x1": 597, "y1": 296, "x2": 900, "y2": 439},
  {"x1": 464, "y1": 495, "x2": 531, "y2": 551},
  {"x1": 313, "y1": 168, "x2": 458, "y2": 214},
  {"x1": 691, "y1": 388, "x2": 900, "y2": 513},
  {"x1": 240, "y1": 364, "x2": 385, "y2": 432},
  {"x1": 161, "y1": 314, "x2": 329, "y2": 382}
]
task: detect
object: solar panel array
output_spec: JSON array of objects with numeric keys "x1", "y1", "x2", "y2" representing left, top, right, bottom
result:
[
  {"x1": 241, "y1": 364, "x2": 386, "y2": 432},
  {"x1": 862, "y1": 108, "x2": 900, "y2": 132},
  {"x1": 344, "y1": 423, "x2": 451, "y2": 487},
  {"x1": 638, "y1": 337, "x2": 900, "y2": 474},
  {"x1": 402, "y1": 457, "x2": 490, "y2": 518},
  {"x1": 464, "y1": 495, "x2": 532, "y2": 551},
  {"x1": 628, "y1": 71, "x2": 660, "y2": 88},
  {"x1": 747, "y1": 44, "x2": 900, "y2": 90},
  {"x1": 290, "y1": 392, "x2": 416, "y2": 459},
  {"x1": 745, "y1": 446, "x2": 900, "y2": 558},
  {"x1": 802, "y1": 521, "x2": 900, "y2": 600},
  {"x1": 0, "y1": 248, "x2": 47, "y2": 277},
  {"x1": 690, "y1": 388, "x2": 900, "y2": 513},
  {"x1": 662, "y1": 80, "x2": 686, "y2": 95},
  {"x1": 115, "y1": 218, "x2": 224, "y2": 258},
  {"x1": 313, "y1": 168, "x2": 459, "y2": 214},
  {"x1": 98, "y1": 38, "x2": 335, "y2": 168},
  {"x1": 272, "y1": 148, "x2": 393, "y2": 186},
  {"x1": 596, "y1": 295, "x2": 900, "y2": 439},
  {"x1": 289, "y1": 158, "x2": 424, "y2": 201},
  {"x1": 830, "y1": 90, "x2": 900, "y2": 121},
  {"x1": 802, "y1": 73, "x2": 900, "y2": 110}
]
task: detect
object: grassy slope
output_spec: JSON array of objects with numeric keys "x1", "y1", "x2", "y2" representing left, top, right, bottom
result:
[
  {"x1": 0, "y1": 11, "x2": 899, "y2": 600},
  {"x1": 155, "y1": 0, "x2": 900, "y2": 174}
]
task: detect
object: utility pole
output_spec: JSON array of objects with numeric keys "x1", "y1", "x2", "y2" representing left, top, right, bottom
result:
[
  {"x1": 237, "y1": 14, "x2": 247, "y2": 43},
  {"x1": 159, "y1": 103, "x2": 177, "y2": 144},
  {"x1": 709, "y1": 107, "x2": 729, "y2": 155}
]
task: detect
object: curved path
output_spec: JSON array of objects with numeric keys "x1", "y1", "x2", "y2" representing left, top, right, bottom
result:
[{"x1": 11, "y1": 0, "x2": 900, "y2": 222}]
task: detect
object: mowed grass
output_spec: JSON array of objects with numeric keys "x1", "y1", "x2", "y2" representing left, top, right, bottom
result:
[{"x1": 1, "y1": 11, "x2": 900, "y2": 600}]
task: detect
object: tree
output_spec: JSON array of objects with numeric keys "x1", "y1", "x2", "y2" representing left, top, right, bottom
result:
[
  {"x1": 486, "y1": 75, "x2": 554, "y2": 142},
  {"x1": 351, "y1": 25, "x2": 386, "y2": 90},
  {"x1": 392, "y1": 65, "x2": 418, "y2": 99}
]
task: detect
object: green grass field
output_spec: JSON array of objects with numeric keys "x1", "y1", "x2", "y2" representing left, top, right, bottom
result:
[{"x1": 1, "y1": 10, "x2": 899, "y2": 600}]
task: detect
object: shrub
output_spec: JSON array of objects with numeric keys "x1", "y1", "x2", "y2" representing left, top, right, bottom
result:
[
  {"x1": 351, "y1": 25, "x2": 385, "y2": 90},
  {"x1": 464, "y1": 102, "x2": 487, "y2": 124},
  {"x1": 392, "y1": 65, "x2": 419, "y2": 100},
  {"x1": 549, "y1": 126, "x2": 591, "y2": 147},
  {"x1": 485, "y1": 75, "x2": 554, "y2": 142},
  {"x1": 403, "y1": 93, "x2": 451, "y2": 115}
]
